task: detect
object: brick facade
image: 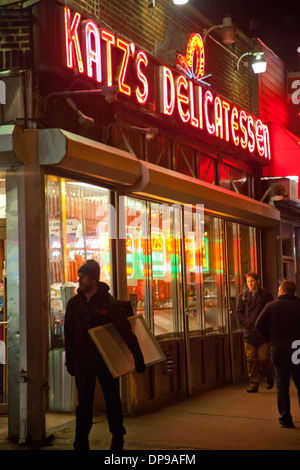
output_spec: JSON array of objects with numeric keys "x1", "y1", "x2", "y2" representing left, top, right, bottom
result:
[{"x1": 0, "y1": 8, "x2": 31, "y2": 70}]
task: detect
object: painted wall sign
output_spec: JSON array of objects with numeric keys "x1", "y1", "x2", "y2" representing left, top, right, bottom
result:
[{"x1": 62, "y1": 7, "x2": 271, "y2": 161}]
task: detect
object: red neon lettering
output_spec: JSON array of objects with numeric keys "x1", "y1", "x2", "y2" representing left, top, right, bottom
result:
[
  {"x1": 117, "y1": 38, "x2": 131, "y2": 96},
  {"x1": 64, "y1": 7, "x2": 84, "y2": 73},
  {"x1": 197, "y1": 86, "x2": 203, "y2": 129},
  {"x1": 263, "y1": 125, "x2": 271, "y2": 159},
  {"x1": 85, "y1": 20, "x2": 102, "y2": 82},
  {"x1": 177, "y1": 75, "x2": 190, "y2": 123},
  {"x1": 231, "y1": 107, "x2": 239, "y2": 146},
  {"x1": 222, "y1": 101, "x2": 230, "y2": 141},
  {"x1": 160, "y1": 66, "x2": 175, "y2": 115},
  {"x1": 214, "y1": 96, "x2": 223, "y2": 139},
  {"x1": 255, "y1": 120, "x2": 265, "y2": 157},
  {"x1": 239, "y1": 110, "x2": 248, "y2": 149},
  {"x1": 102, "y1": 29, "x2": 115, "y2": 87},
  {"x1": 189, "y1": 82, "x2": 199, "y2": 128},
  {"x1": 136, "y1": 51, "x2": 149, "y2": 105},
  {"x1": 247, "y1": 116, "x2": 255, "y2": 153},
  {"x1": 204, "y1": 90, "x2": 215, "y2": 135}
]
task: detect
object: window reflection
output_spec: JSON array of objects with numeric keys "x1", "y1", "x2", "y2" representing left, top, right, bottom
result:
[
  {"x1": 227, "y1": 221, "x2": 258, "y2": 332},
  {"x1": 203, "y1": 215, "x2": 225, "y2": 334},
  {"x1": 47, "y1": 176, "x2": 111, "y2": 350}
]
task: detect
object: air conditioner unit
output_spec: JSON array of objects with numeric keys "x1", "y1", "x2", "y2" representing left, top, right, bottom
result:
[{"x1": 268, "y1": 178, "x2": 300, "y2": 203}]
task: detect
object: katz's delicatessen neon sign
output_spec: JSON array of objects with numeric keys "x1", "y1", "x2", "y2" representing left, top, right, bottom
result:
[{"x1": 63, "y1": 7, "x2": 271, "y2": 160}]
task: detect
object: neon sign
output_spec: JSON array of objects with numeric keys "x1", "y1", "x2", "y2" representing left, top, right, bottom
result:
[{"x1": 62, "y1": 7, "x2": 271, "y2": 161}]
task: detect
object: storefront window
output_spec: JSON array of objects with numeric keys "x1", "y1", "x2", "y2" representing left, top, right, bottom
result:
[
  {"x1": 46, "y1": 176, "x2": 111, "y2": 350},
  {"x1": 146, "y1": 135, "x2": 171, "y2": 169},
  {"x1": 125, "y1": 197, "x2": 148, "y2": 319},
  {"x1": 174, "y1": 144, "x2": 195, "y2": 178},
  {"x1": 125, "y1": 197, "x2": 183, "y2": 340},
  {"x1": 184, "y1": 208, "x2": 204, "y2": 333},
  {"x1": 151, "y1": 202, "x2": 182, "y2": 339},
  {"x1": 203, "y1": 215, "x2": 225, "y2": 334},
  {"x1": 227, "y1": 221, "x2": 258, "y2": 332},
  {"x1": 198, "y1": 153, "x2": 214, "y2": 184},
  {"x1": 219, "y1": 163, "x2": 251, "y2": 196}
]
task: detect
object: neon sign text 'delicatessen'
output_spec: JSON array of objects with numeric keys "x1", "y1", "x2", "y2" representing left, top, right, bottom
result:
[{"x1": 63, "y1": 7, "x2": 271, "y2": 160}]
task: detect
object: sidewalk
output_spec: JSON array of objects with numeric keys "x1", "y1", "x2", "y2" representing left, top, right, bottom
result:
[{"x1": 0, "y1": 381, "x2": 299, "y2": 451}]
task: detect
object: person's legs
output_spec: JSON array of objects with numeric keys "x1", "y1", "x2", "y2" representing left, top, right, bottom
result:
[
  {"x1": 244, "y1": 342, "x2": 260, "y2": 391},
  {"x1": 74, "y1": 368, "x2": 96, "y2": 449},
  {"x1": 271, "y1": 352, "x2": 293, "y2": 427},
  {"x1": 291, "y1": 362, "x2": 300, "y2": 409},
  {"x1": 258, "y1": 342, "x2": 274, "y2": 388},
  {"x1": 97, "y1": 366, "x2": 126, "y2": 449}
]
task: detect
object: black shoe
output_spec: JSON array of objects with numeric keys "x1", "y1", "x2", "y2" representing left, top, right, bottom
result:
[
  {"x1": 280, "y1": 421, "x2": 295, "y2": 428},
  {"x1": 110, "y1": 435, "x2": 124, "y2": 451},
  {"x1": 247, "y1": 386, "x2": 258, "y2": 393},
  {"x1": 73, "y1": 442, "x2": 89, "y2": 450},
  {"x1": 266, "y1": 380, "x2": 274, "y2": 390}
]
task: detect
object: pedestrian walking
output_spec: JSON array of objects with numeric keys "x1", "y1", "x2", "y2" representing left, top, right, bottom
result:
[
  {"x1": 235, "y1": 272, "x2": 274, "y2": 392},
  {"x1": 64, "y1": 259, "x2": 146, "y2": 450},
  {"x1": 256, "y1": 280, "x2": 300, "y2": 428}
]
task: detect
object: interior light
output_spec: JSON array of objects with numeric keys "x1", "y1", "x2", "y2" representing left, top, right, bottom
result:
[{"x1": 173, "y1": 0, "x2": 189, "y2": 5}]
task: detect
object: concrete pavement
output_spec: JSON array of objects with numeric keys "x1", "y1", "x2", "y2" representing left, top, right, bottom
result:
[{"x1": 0, "y1": 381, "x2": 299, "y2": 451}]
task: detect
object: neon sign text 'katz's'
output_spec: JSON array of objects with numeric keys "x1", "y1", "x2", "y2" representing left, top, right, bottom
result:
[{"x1": 63, "y1": 7, "x2": 271, "y2": 160}]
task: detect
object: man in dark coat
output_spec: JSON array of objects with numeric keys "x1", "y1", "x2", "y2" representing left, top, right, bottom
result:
[
  {"x1": 256, "y1": 280, "x2": 300, "y2": 428},
  {"x1": 235, "y1": 271, "x2": 274, "y2": 393},
  {"x1": 64, "y1": 259, "x2": 146, "y2": 450}
]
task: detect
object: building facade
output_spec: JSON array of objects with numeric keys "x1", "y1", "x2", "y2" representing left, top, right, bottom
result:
[{"x1": 0, "y1": 0, "x2": 299, "y2": 444}]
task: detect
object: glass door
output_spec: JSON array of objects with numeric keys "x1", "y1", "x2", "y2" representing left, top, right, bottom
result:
[{"x1": 225, "y1": 221, "x2": 259, "y2": 381}]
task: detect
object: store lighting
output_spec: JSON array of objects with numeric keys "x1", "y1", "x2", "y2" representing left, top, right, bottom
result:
[
  {"x1": 237, "y1": 51, "x2": 267, "y2": 74},
  {"x1": 173, "y1": 0, "x2": 189, "y2": 5},
  {"x1": 203, "y1": 16, "x2": 236, "y2": 45}
]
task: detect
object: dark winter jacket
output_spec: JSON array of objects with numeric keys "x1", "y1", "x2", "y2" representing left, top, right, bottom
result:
[
  {"x1": 64, "y1": 281, "x2": 145, "y2": 375},
  {"x1": 255, "y1": 293, "x2": 300, "y2": 353},
  {"x1": 235, "y1": 287, "x2": 273, "y2": 346}
]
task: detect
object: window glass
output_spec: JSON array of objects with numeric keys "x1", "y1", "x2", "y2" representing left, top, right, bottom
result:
[
  {"x1": 146, "y1": 135, "x2": 171, "y2": 169},
  {"x1": 198, "y1": 153, "x2": 214, "y2": 184},
  {"x1": 46, "y1": 176, "x2": 111, "y2": 350},
  {"x1": 125, "y1": 197, "x2": 148, "y2": 319},
  {"x1": 150, "y1": 202, "x2": 183, "y2": 339},
  {"x1": 184, "y1": 209, "x2": 204, "y2": 334},
  {"x1": 125, "y1": 197, "x2": 183, "y2": 339},
  {"x1": 203, "y1": 215, "x2": 225, "y2": 334},
  {"x1": 219, "y1": 163, "x2": 251, "y2": 196},
  {"x1": 239, "y1": 224, "x2": 257, "y2": 290},
  {"x1": 227, "y1": 221, "x2": 258, "y2": 332},
  {"x1": 174, "y1": 144, "x2": 195, "y2": 178}
]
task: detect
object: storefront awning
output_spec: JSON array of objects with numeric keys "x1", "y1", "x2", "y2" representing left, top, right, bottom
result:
[
  {"x1": 37, "y1": 128, "x2": 279, "y2": 228},
  {"x1": 1, "y1": 126, "x2": 279, "y2": 228},
  {"x1": 38, "y1": 128, "x2": 142, "y2": 187},
  {"x1": 0, "y1": 125, "x2": 24, "y2": 165},
  {"x1": 263, "y1": 122, "x2": 300, "y2": 197}
]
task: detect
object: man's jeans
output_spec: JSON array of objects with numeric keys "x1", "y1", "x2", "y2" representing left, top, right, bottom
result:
[{"x1": 271, "y1": 350, "x2": 300, "y2": 425}]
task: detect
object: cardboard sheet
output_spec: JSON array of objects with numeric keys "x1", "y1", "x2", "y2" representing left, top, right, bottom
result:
[{"x1": 88, "y1": 314, "x2": 166, "y2": 378}]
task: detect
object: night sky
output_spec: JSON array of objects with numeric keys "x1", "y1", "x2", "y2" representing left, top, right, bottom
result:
[{"x1": 190, "y1": 0, "x2": 300, "y2": 70}]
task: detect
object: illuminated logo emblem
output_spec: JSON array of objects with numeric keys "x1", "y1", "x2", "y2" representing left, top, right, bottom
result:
[{"x1": 176, "y1": 33, "x2": 211, "y2": 86}]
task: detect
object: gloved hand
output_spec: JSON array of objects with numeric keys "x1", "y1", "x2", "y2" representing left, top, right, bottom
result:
[
  {"x1": 66, "y1": 363, "x2": 75, "y2": 376},
  {"x1": 134, "y1": 359, "x2": 146, "y2": 373}
]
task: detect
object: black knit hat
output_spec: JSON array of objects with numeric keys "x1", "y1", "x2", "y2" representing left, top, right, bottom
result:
[{"x1": 78, "y1": 259, "x2": 100, "y2": 281}]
